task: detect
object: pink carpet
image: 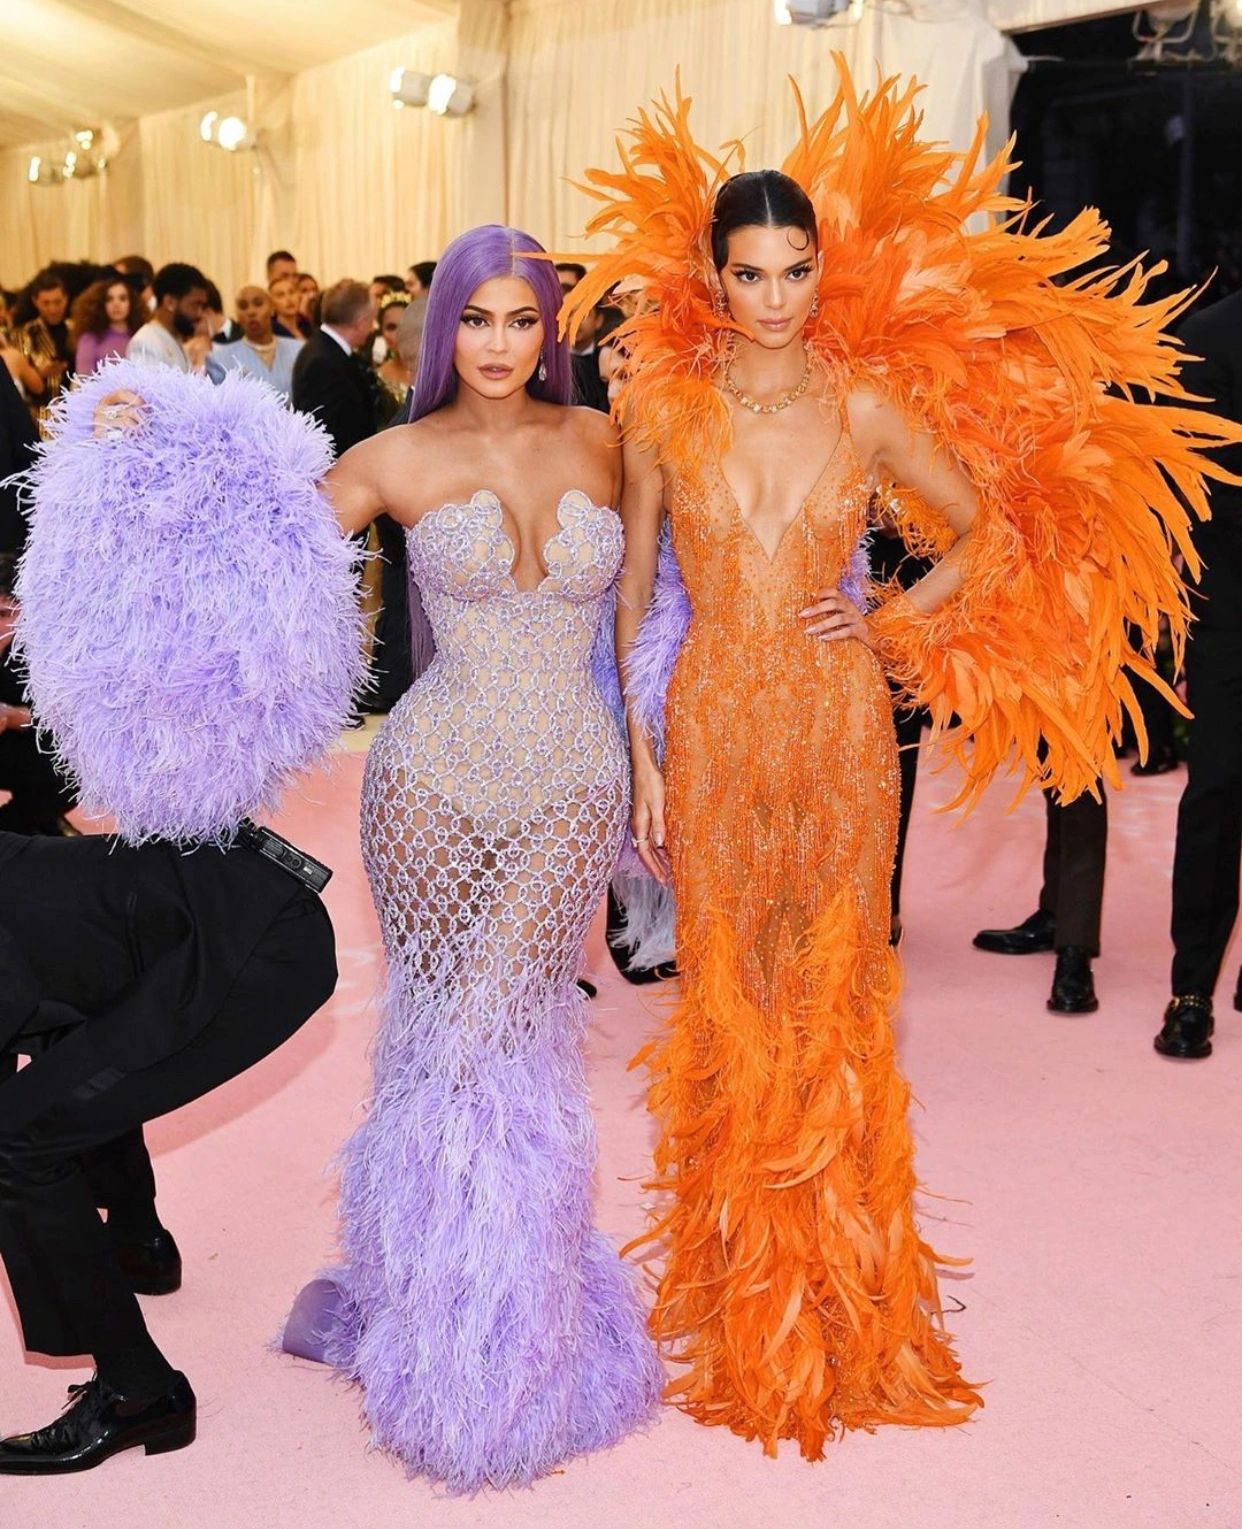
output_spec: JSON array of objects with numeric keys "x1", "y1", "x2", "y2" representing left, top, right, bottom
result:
[{"x1": 3, "y1": 746, "x2": 1238, "y2": 1528}]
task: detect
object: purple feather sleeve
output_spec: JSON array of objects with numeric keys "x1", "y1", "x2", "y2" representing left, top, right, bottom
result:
[
  {"x1": 13, "y1": 359, "x2": 367, "y2": 845},
  {"x1": 605, "y1": 525, "x2": 688, "y2": 966}
]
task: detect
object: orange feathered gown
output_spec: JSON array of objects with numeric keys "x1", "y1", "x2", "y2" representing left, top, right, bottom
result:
[{"x1": 562, "y1": 65, "x2": 1242, "y2": 1459}]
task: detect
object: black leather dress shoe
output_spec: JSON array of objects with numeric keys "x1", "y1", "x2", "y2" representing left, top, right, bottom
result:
[
  {"x1": 112, "y1": 1228, "x2": 182, "y2": 1296},
  {"x1": 1154, "y1": 995, "x2": 1214, "y2": 1060},
  {"x1": 0, "y1": 1374, "x2": 196, "y2": 1474},
  {"x1": 1047, "y1": 946, "x2": 1099, "y2": 1013},
  {"x1": 1131, "y1": 747, "x2": 1179, "y2": 777},
  {"x1": 973, "y1": 909, "x2": 1056, "y2": 956}
]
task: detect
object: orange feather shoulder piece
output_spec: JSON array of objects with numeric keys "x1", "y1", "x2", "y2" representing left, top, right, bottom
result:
[{"x1": 561, "y1": 62, "x2": 1242, "y2": 807}]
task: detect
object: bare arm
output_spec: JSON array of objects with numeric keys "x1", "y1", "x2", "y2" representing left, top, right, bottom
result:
[
  {"x1": 318, "y1": 438, "x2": 389, "y2": 537},
  {"x1": 2, "y1": 341, "x2": 45, "y2": 398},
  {"x1": 848, "y1": 389, "x2": 979, "y2": 615},
  {"x1": 617, "y1": 430, "x2": 670, "y2": 881}
]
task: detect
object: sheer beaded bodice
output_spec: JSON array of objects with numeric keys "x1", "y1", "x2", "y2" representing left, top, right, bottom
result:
[{"x1": 362, "y1": 486, "x2": 627, "y2": 981}]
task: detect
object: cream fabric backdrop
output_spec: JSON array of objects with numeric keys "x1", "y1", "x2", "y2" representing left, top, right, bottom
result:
[
  {"x1": 2, "y1": 20, "x2": 465, "y2": 299},
  {"x1": 2, "y1": 0, "x2": 1018, "y2": 297},
  {"x1": 506, "y1": 0, "x2": 1016, "y2": 250}
]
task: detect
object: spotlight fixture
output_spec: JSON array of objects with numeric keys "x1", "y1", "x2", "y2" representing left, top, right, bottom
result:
[
  {"x1": 27, "y1": 127, "x2": 111, "y2": 187},
  {"x1": 778, "y1": 0, "x2": 864, "y2": 23},
  {"x1": 28, "y1": 155, "x2": 62, "y2": 186},
  {"x1": 388, "y1": 68, "x2": 475, "y2": 116},
  {"x1": 427, "y1": 74, "x2": 475, "y2": 117},
  {"x1": 199, "y1": 109, "x2": 257, "y2": 152},
  {"x1": 390, "y1": 68, "x2": 432, "y2": 108}
]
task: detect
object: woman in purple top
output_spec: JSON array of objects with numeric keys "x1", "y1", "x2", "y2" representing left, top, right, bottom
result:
[{"x1": 71, "y1": 277, "x2": 141, "y2": 376}]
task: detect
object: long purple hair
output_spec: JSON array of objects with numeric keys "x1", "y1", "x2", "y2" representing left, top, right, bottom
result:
[{"x1": 411, "y1": 225, "x2": 572, "y2": 421}]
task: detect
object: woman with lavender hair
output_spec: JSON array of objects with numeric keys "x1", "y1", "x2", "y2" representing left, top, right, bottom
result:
[{"x1": 270, "y1": 225, "x2": 663, "y2": 1489}]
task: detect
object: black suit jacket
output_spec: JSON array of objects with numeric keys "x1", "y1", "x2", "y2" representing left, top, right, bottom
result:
[
  {"x1": 1178, "y1": 291, "x2": 1242, "y2": 629},
  {"x1": 291, "y1": 331, "x2": 379, "y2": 458},
  {"x1": 0, "y1": 359, "x2": 39, "y2": 567}
]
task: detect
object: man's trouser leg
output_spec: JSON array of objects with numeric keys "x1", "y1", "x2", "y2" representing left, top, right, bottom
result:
[{"x1": 0, "y1": 898, "x2": 333, "y2": 1360}]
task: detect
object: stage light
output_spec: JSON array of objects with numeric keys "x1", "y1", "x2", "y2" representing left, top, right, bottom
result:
[
  {"x1": 783, "y1": 0, "x2": 863, "y2": 22},
  {"x1": 775, "y1": 1, "x2": 793, "y2": 22},
  {"x1": 216, "y1": 115, "x2": 249, "y2": 151},
  {"x1": 390, "y1": 69, "x2": 432, "y2": 109},
  {"x1": 427, "y1": 74, "x2": 475, "y2": 117},
  {"x1": 199, "y1": 110, "x2": 256, "y2": 152},
  {"x1": 27, "y1": 155, "x2": 64, "y2": 187}
]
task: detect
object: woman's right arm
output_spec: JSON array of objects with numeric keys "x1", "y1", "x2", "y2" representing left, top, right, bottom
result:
[{"x1": 617, "y1": 431, "x2": 670, "y2": 883}]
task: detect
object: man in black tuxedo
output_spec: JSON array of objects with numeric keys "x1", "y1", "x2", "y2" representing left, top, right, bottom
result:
[
  {"x1": 290, "y1": 278, "x2": 379, "y2": 457},
  {"x1": 1157, "y1": 290, "x2": 1242, "y2": 1059},
  {"x1": 0, "y1": 829, "x2": 336, "y2": 1472},
  {"x1": 292, "y1": 280, "x2": 411, "y2": 713}
]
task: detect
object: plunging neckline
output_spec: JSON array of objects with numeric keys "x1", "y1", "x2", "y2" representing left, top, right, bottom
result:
[
  {"x1": 718, "y1": 426, "x2": 847, "y2": 565},
  {"x1": 412, "y1": 488, "x2": 615, "y2": 595}
]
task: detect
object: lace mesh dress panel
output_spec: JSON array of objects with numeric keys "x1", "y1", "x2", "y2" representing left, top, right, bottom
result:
[{"x1": 288, "y1": 487, "x2": 662, "y2": 1493}]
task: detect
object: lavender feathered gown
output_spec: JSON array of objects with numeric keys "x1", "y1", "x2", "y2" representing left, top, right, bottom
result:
[{"x1": 283, "y1": 488, "x2": 662, "y2": 1491}]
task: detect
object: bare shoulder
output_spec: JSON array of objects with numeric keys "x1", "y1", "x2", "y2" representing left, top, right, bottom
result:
[
  {"x1": 843, "y1": 384, "x2": 908, "y2": 468},
  {"x1": 843, "y1": 383, "x2": 897, "y2": 436},
  {"x1": 565, "y1": 403, "x2": 619, "y2": 452}
]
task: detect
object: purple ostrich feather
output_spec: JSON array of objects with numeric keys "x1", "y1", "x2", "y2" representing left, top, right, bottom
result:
[
  {"x1": 13, "y1": 359, "x2": 365, "y2": 844},
  {"x1": 285, "y1": 972, "x2": 663, "y2": 1493}
]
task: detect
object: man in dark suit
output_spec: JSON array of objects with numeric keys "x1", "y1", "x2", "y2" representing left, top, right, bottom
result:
[
  {"x1": 292, "y1": 280, "x2": 411, "y2": 713},
  {"x1": 1156, "y1": 290, "x2": 1242, "y2": 1059},
  {"x1": 0, "y1": 829, "x2": 336, "y2": 1472},
  {"x1": 290, "y1": 278, "x2": 379, "y2": 457}
]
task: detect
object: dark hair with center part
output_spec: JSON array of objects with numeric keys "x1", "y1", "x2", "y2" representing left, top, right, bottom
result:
[{"x1": 710, "y1": 170, "x2": 818, "y2": 271}]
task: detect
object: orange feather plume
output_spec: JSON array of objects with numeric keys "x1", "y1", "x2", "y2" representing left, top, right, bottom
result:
[{"x1": 560, "y1": 61, "x2": 1242, "y2": 807}]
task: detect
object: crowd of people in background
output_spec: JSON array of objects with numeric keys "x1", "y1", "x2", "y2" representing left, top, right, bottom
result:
[
  {"x1": 0, "y1": 251, "x2": 630, "y2": 435},
  {"x1": 0, "y1": 243, "x2": 1239, "y2": 1057}
]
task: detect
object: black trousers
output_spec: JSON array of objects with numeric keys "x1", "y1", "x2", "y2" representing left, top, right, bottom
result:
[
  {"x1": 1038, "y1": 786, "x2": 1108, "y2": 955},
  {"x1": 370, "y1": 513, "x2": 413, "y2": 711},
  {"x1": 0, "y1": 1047, "x2": 156, "y2": 1220},
  {"x1": 0, "y1": 657, "x2": 75, "y2": 833},
  {"x1": 0, "y1": 887, "x2": 334, "y2": 1361},
  {"x1": 890, "y1": 697, "x2": 927, "y2": 919},
  {"x1": 1171, "y1": 627, "x2": 1242, "y2": 997}
]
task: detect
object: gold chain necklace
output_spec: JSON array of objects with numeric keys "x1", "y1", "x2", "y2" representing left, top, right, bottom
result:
[{"x1": 723, "y1": 344, "x2": 813, "y2": 415}]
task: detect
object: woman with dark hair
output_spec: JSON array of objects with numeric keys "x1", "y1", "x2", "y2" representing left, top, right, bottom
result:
[
  {"x1": 371, "y1": 289, "x2": 413, "y2": 421},
  {"x1": 564, "y1": 77, "x2": 1232, "y2": 1460},
  {"x1": 274, "y1": 224, "x2": 661, "y2": 1488},
  {"x1": 71, "y1": 277, "x2": 141, "y2": 375}
]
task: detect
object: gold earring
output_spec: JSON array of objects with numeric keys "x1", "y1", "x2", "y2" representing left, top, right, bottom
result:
[
  {"x1": 810, "y1": 293, "x2": 820, "y2": 319},
  {"x1": 710, "y1": 285, "x2": 726, "y2": 317}
]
